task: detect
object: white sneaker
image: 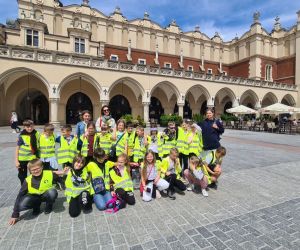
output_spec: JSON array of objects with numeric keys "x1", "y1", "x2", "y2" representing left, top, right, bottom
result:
[
  {"x1": 187, "y1": 184, "x2": 194, "y2": 191},
  {"x1": 156, "y1": 190, "x2": 161, "y2": 199},
  {"x1": 12, "y1": 131, "x2": 16, "y2": 133},
  {"x1": 201, "y1": 189, "x2": 208, "y2": 197}
]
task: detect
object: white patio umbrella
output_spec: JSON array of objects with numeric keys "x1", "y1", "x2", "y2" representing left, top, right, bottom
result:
[
  {"x1": 259, "y1": 102, "x2": 300, "y2": 114},
  {"x1": 226, "y1": 105, "x2": 258, "y2": 115}
]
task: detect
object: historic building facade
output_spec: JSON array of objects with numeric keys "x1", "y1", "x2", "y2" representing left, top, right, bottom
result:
[{"x1": 0, "y1": 0, "x2": 299, "y2": 125}]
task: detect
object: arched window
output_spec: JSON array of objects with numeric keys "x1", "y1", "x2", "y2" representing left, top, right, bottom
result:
[
  {"x1": 91, "y1": 22, "x2": 97, "y2": 41},
  {"x1": 53, "y1": 14, "x2": 62, "y2": 35},
  {"x1": 163, "y1": 36, "x2": 168, "y2": 53},
  {"x1": 265, "y1": 64, "x2": 272, "y2": 81},
  {"x1": 107, "y1": 25, "x2": 113, "y2": 44},
  {"x1": 235, "y1": 46, "x2": 239, "y2": 61},
  {"x1": 175, "y1": 38, "x2": 180, "y2": 55},
  {"x1": 137, "y1": 30, "x2": 143, "y2": 49},
  {"x1": 122, "y1": 28, "x2": 128, "y2": 46},
  {"x1": 150, "y1": 33, "x2": 156, "y2": 51}
]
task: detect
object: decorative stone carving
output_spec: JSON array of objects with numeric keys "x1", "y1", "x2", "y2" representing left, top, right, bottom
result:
[
  {"x1": 0, "y1": 47, "x2": 9, "y2": 56},
  {"x1": 253, "y1": 11, "x2": 260, "y2": 23},
  {"x1": 36, "y1": 0, "x2": 44, "y2": 5},
  {"x1": 12, "y1": 50, "x2": 34, "y2": 60},
  {"x1": 71, "y1": 57, "x2": 90, "y2": 66},
  {"x1": 38, "y1": 53, "x2": 52, "y2": 62},
  {"x1": 56, "y1": 55, "x2": 69, "y2": 64}
]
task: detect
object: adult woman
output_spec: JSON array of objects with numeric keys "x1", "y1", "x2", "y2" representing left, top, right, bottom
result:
[
  {"x1": 198, "y1": 108, "x2": 224, "y2": 158},
  {"x1": 96, "y1": 105, "x2": 116, "y2": 132},
  {"x1": 10, "y1": 112, "x2": 21, "y2": 133}
]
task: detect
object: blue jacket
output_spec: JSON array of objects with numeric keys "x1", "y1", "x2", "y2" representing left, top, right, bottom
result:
[{"x1": 198, "y1": 119, "x2": 224, "y2": 150}]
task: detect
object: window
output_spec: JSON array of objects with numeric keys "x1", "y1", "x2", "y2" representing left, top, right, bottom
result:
[
  {"x1": 26, "y1": 29, "x2": 39, "y2": 47},
  {"x1": 75, "y1": 38, "x2": 85, "y2": 53},
  {"x1": 265, "y1": 65, "x2": 272, "y2": 81},
  {"x1": 110, "y1": 54, "x2": 118, "y2": 61},
  {"x1": 187, "y1": 65, "x2": 193, "y2": 71},
  {"x1": 164, "y1": 63, "x2": 172, "y2": 69},
  {"x1": 207, "y1": 68, "x2": 213, "y2": 74},
  {"x1": 138, "y1": 59, "x2": 146, "y2": 65},
  {"x1": 222, "y1": 71, "x2": 227, "y2": 76}
]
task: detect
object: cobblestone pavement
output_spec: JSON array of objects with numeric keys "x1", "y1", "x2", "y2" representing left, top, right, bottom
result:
[{"x1": 0, "y1": 127, "x2": 299, "y2": 250}]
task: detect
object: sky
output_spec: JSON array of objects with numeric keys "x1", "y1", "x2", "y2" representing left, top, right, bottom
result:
[{"x1": 0, "y1": 0, "x2": 300, "y2": 41}]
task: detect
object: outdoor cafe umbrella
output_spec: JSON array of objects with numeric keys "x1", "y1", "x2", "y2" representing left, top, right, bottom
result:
[
  {"x1": 259, "y1": 102, "x2": 300, "y2": 114},
  {"x1": 226, "y1": 105, "x2": 258, "y2": 115}
]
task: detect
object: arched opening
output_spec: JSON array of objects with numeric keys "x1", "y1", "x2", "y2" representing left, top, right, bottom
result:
[
  {"x1": 223, "y1": 101, "x2": 233, "y2": 114},
  {"x1": 240, "y1": 90, "x2": 259, "y2": 109},
  {"x1": 149, "y1": 97, "x2": 164, "y2": 121},
  {"x1": 261, "y1": 92, "x2": 278, "y2": 107},
  {"x1": 281, "y1": 94, "x2": 295, "y2": 106},
  {"x1": 0, "y1": 69, "x2": 50, "y2": 125},
  {"x1": 200, "y1": 101, "x2": 207, "y2": 115},
  {"x1": 214, "y1": 88, "x2": 236, "y2": 116},
  {"x1": 109, "y1": 95, "x2": 131, "y2": 121},
  {"x1": 174, "y1": 100, "x2": 192, "y2": 119},
  {"x1": 17, "y1": 90, "x2": 49, "y2": 124},
  {"x1": 66, "y1": 92, "x2": 93, "y2": 124},
  {"x1": 58, "y1": 74, "x2": 101, "y2": 124}
]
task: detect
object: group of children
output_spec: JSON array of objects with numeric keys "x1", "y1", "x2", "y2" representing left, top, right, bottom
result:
[{"x1": 9, "y1": 118, "x2": 226, "y2": 225}]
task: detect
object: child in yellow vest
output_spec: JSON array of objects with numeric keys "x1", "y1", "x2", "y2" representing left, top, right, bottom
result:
[
  {"x1": 86, "y1": 148, "x2": 115, "y2": 211},
  {"x1": 203, "y1": 146, "x2": 226, "y2": 190},
  {"x1": 15, "y1": 119, "x2": 40, "y2": 184},
  {"x1": 109, "y1": 153, "x2": 135, "y2": 207},
  {"x1": 126, "y1": 122, "x2": 136, "y2": 162},
  {"x1": 160, "y1": 148, "x2": 186, "y2": 200},
  {"x1": 65, "y1": 155, "x2": 94, "y2": 217},
  {"x1": 80, "y1": 122, "x2": 99, "y2": 164},
  {"x1": 9, "y1": 159, "x2": 60, "y2": 225},
  {"x1": 39, "y1": 123, "x2": 58, "y2": 170},
  {"x1": 56, "y1": 124, "x2": 78, "y2": 170},
  {"x1": 133, "y1": 126, "x2": 149, "y2": 163},
  {"x1": 98, "y1": 123, "x2": 113, "y2": 155},
  {"x1": 184, "y1": 156, "x2": 208, "y2": 197}
]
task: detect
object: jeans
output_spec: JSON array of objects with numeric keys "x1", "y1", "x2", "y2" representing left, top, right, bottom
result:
[
  {"x1": 93, "y1": 191, "x2": 113, "y2": 211},
  {"x1": 18, "y1": 188, "x2": 58, "y2": 212}
]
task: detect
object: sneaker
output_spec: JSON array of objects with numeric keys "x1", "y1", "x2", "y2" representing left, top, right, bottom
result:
[
  {"x1": 180, "y1": 177, "x2": 189, "y2": 185},
  {"x1": 12, "y1": 131, "x2": 16, "y2": 133},
  {"x1": 208, "y1": 182, "x2": 218, "y2": 190},
  {"x1": 156, "y1": 190, "x2": 161, "y2": 199},
  {"x1": 161, "y1": 190, "x2": 168, "y2": 198},
  {"x1": 168, "y1": 191, "x2": 176, "y2": 200},
  {"x1": 201, "y1": 189, "x2": 208, "y2": 197},
  {"x1": 186, "y1": 184, "x2": 194, "y2": 191},
  {"x1": 32, "y1": 207, "x2": 40, "y2": 216},
  {"x1": 44, "y1": 204, "x2": 53, "y2": 214}
]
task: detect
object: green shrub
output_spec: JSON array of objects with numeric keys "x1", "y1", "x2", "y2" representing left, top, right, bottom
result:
[
  {"x1": 220, "y1": 113, "x2": 238, "y2": 122},
  {"x1": 159, "y1": 114, "x2": 182, "y2": 127},
  {"x1": 121, "y1": 114, "x2": 146, "y2": 127},
  {"x1": 121, "y1": 114, "x2": 133, "y2": 123},
  {"x1": 192, "y1": 114, "x2": 205, "y2": 123}
]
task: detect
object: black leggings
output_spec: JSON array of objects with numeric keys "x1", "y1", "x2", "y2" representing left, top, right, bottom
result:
[
  {"x1": 165, "y1": 174, "x2": 186, "y2": 193},
  {"x1": 18, "y1": 188, "x2": 58, "y2": 212},
  {"x1": 18, "y1": 161, "x2": 29, "y2": 185},
  {"x1": 69, "y1": 191, "x2": 93, "y2": 218},
  {"x1": 115, "y1": 188, "x2": 136, "y2": 206},
  {"x1": 179, "y1": 153, "x2": 189, "y2": 174}
]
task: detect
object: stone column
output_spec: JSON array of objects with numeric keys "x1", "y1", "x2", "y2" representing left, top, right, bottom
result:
[
  {"x1": 233, "y1": 98, "x2": 240, "y2": 108},
  {"x1": 143, "y1": 102, "x2": 150, "y2": 126},
  {"x1": 49, "y1": 98, "x2": 60, "y2": 126},
  {"x1": 207, "y1": 96, "x2": 215, "y2": 108},
  {"x1": 178, "y1": 103, "x2": 184, "y2": 117}
]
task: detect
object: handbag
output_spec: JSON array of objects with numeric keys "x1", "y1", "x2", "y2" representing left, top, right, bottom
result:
[{"x1": 109, "y1": 132, "x2": 125, "y2": 159}]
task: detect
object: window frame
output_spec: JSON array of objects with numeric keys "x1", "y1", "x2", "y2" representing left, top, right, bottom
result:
[
  {"x1": 187, "y1": 65, "x2": 194, "y2": 71},
  {"x1": 207, "y1": 68, "x2": 213, "y2": 74},
  {"x1": 26, "y1": 29, "x2": 39, "y2": 47},
  {"x1": 164, "y1": 62, "x2": 172, "y2": 69},
  {"x1": 138, "y1": 58, "x2": 146, "y2": 65},
  {"x1": 110, "y1": 54, "x2": 119, "y2": 62},
  {"x1": 265, "y1": 64, "x2": 273, "y2": 81},
  {"x1": 74, "y1": 37, "x2": 86, "y2": 54}
]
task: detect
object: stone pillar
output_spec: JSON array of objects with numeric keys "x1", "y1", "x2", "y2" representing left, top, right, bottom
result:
[
  {"x1": 207, "y1": 96, "x2": 215, "y2": 108},
  {"x1": 233, "y1": 98, "x2": 239, "y2": 108},
  {"x1": 49, "y1": 98, "x2": 60, "y2": 126},
  {"x1": 143, "y1": 102, "x2": 150, "y2": 125},
  {"x1": 178, "y1": 103, "x2": 184, "y2": 117}
]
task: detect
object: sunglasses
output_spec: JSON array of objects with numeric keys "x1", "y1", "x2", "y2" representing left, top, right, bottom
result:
[{"x1": 103, "y1": 109, "x2": 110, "y2": 112}]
